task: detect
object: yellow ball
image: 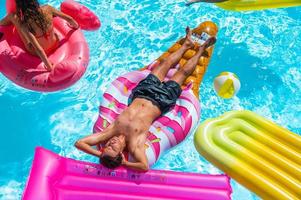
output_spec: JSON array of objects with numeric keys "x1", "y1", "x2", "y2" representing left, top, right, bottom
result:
[{"x1": 214, "y1": 72, "x2": 240, "y2": 99}]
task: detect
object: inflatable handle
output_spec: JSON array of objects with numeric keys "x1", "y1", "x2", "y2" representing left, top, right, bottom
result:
[
  {"x1": 61, "y1": 0, "x2": 101, "y2": 31},
  {"x1": 6, "y1": 0, "x2": 16, "y2": 14}
]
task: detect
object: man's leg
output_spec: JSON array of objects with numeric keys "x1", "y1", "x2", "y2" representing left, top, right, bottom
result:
[
  {"x1": 170, "y1": 37, "x2": 216, "y2": 85},
  {"x1": 151, "y1": 27, "x2": 194, "y2": 81}
]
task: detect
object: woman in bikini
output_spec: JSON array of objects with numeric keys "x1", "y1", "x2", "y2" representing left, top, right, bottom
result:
[{"x1": 0, "y1": 0, "x2": 79, "y2": 71}]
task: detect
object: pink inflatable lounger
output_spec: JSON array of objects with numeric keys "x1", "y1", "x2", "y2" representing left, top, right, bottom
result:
[{"x1": 22, "y1": 147, "x2": 232, "y2": 200}]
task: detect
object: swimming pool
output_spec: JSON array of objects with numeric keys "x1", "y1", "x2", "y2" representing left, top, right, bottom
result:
[{"x1": 0, "y1": 0, "x2": 300, "y2": 199}]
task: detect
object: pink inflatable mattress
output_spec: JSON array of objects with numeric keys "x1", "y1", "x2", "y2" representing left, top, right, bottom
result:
[{"x1": 22, "y1": 147, "x2": 232, "y2": 200}]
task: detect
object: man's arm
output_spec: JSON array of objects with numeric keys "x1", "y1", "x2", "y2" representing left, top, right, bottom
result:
[
  {"x1": 122, "y1": 146, "x2": 149, "y2": 172},
  {"x1": 74, "y1": 124, "x2": 116, "y2": 157}
]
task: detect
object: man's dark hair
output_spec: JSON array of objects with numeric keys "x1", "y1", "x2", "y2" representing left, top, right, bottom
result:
[{"x1": 100, "y1": 154, "x2": 122, "y2": 169}]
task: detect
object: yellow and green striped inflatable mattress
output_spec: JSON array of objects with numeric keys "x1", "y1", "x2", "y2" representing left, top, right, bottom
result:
[{"x1": 194, "y1": 110, "x2": 301, "y2": 199}]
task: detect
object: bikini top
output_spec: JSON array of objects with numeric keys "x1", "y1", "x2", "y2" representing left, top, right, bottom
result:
[{"x1": 34, "y1": 27, "x2": 53, "y2": 40}]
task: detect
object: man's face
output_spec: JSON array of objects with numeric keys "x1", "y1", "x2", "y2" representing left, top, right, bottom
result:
[{"x1": 102, "y1": 135, "x2": 125, "y2": 157}]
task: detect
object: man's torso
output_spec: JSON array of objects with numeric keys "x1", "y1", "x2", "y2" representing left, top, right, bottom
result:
[{"x1": 115, "y1": 98, "x2": 161, "y2": 153}]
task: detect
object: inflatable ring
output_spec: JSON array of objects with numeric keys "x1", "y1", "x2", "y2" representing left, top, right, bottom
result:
[
  {"x1": 93, "y1": 21, "x2": 218, "y2": 166},
  {"x1": 194, "y1": 110, "x2": 301, "y2": 199},
  {"x1": 0, "y1": 0, "x2": 100, "y2": 92}
]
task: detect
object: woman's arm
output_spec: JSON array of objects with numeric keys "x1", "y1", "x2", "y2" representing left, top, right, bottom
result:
[
  {"x1": 75, "y1": 125, "x2": 116, "y2": 157},
  {"x1": 0, "y1": 15, "x2": 12, "y2": 26},
  {"x1": 47, "y1": 5, "x2": 79, "y2": 29},
  {"x1": 25, "y1": 31, "x2": 53, "y2": 71}
]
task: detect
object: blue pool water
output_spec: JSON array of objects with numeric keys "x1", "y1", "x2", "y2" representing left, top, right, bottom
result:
[{"x1": 0, "y1": 0, "x2": 301, "y2": 199}]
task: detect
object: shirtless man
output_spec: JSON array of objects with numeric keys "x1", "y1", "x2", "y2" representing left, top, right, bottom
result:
[{"x1": 75, "y1": 27, "x2": 216, "y2": 171}]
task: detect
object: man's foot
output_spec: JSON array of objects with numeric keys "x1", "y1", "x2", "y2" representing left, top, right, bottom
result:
[
  {"x1": 195, "y1": 36, "x2": 216, "y2": 56},
  {"x1": 183, "y1": 27, "x2": 194, "y2": 48},
  {"x1": 200, "y1": 36, "x2": 216, "y2": 49}
]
